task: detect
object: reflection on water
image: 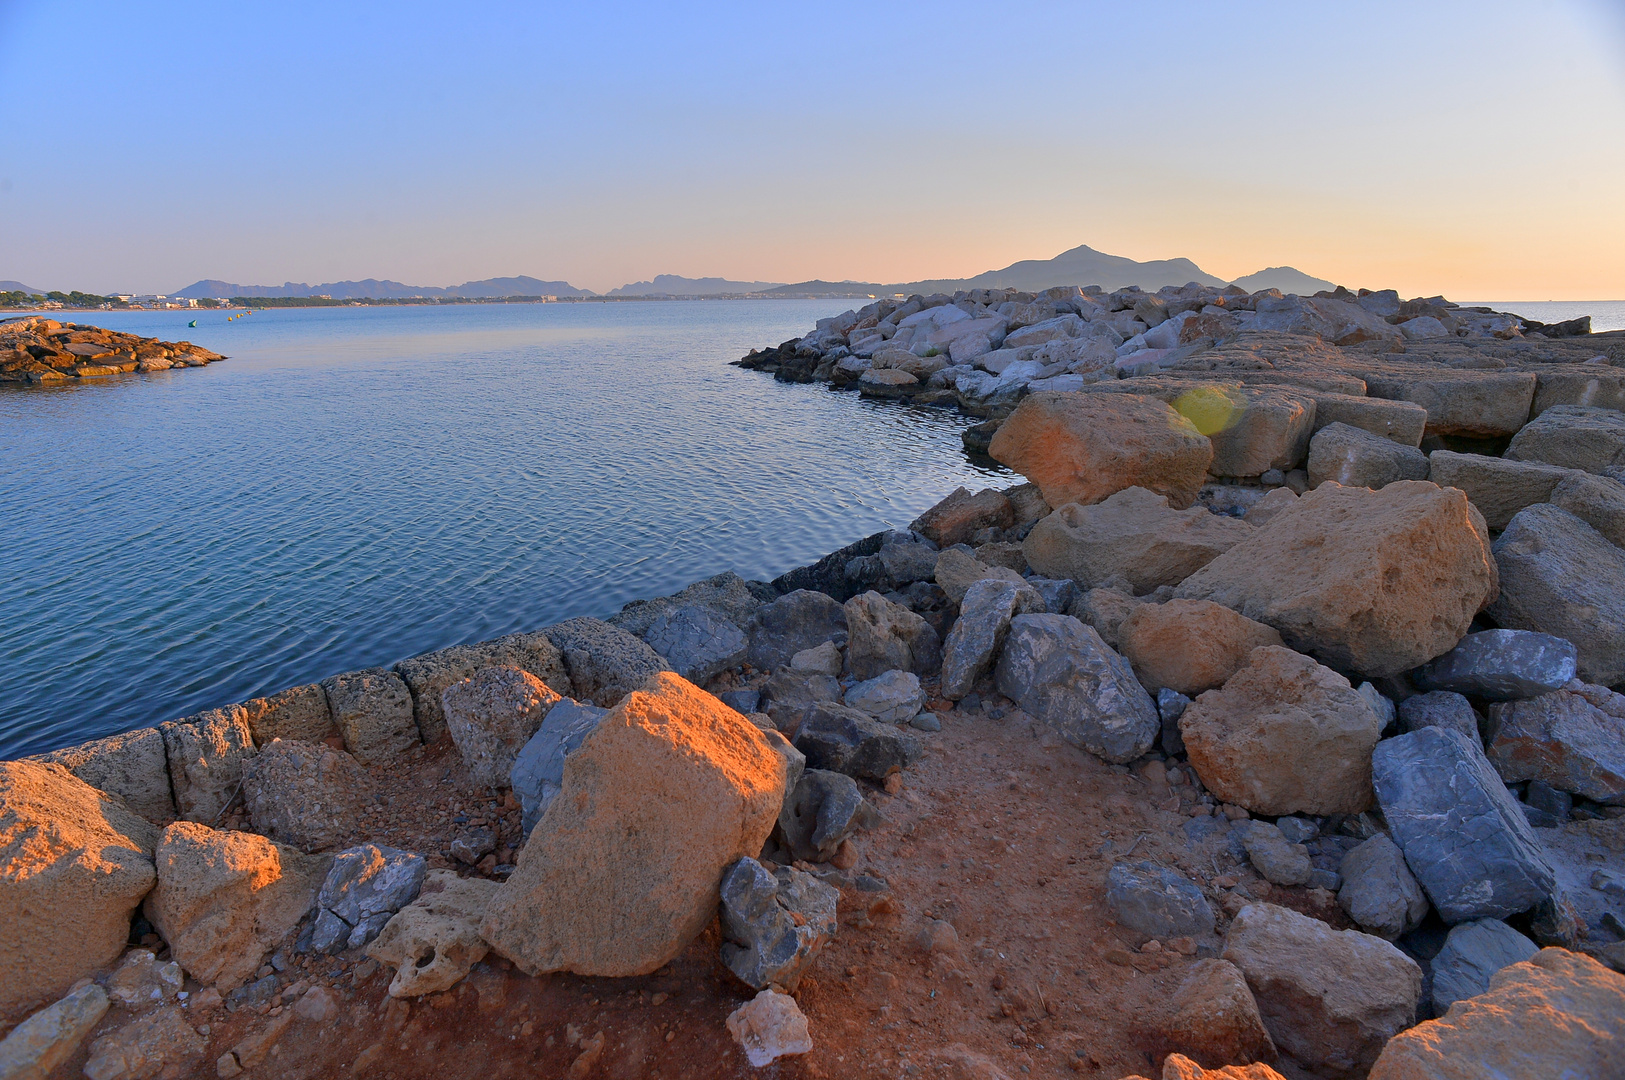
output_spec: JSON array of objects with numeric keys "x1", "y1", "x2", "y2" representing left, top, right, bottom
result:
[{"x1": 0, "y1": 301, "x2": 1006, "y2": 758}]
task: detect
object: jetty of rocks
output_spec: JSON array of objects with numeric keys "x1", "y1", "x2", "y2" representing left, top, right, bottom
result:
[
  {"x1": 2, "y1": 280, "x2": 1623, "y2": 1079},
  {"x1": 0, "y1": 316, "x2": 224, "y2": 384}
]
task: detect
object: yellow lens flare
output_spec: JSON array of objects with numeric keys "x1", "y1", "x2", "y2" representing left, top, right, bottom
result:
[{"x1": 1173, "y1": 385, "x2": 1244, "y2": 436}]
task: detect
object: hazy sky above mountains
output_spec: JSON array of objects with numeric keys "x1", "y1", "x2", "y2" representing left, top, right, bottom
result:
[{"x1": 1, "y1": 1, "x2": 1622, "y2": 298}]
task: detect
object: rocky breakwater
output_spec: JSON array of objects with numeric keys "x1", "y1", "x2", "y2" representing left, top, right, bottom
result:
[{"x1": 0, "y1": 316, "x2": 224, "y2": 384}]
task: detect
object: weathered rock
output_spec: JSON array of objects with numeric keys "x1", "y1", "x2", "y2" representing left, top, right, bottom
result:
[
  {"x1": 790, "y1": 641, "x2": 843, "y2": 677},
  {"x1": 1180, "y1": 647, "x2": 1380, "y2": 816},
  {"x1": 910, "y1": 487, "x2": 1014, "y2": 547},
  {"x1": 606, "y1": 572, "x2": 762, "y2": 639},
  {"x1": 240, "y1": 738, "x2": 371, "y2": 853},
  {"x1": 1426, "y1": 450, "x2": 1572, "y2": 531},
  {"x1": 1222, "y1": 902, "x2": 1421, "y2": 1074},
  {"x1": 1118, "y1": 599, "x2": 1283, "y2": 696},
  {"x1": 776, "y1": 768, "x2": 866, "y2": 863},
  {"x1": 995, "y1": 614, "x2": 1159, "y2": 764},
  {"x1": 988, "y1": 391, "x2": 1213, "y2": 510},
  {"x1": 320, "y1": 668, "x2": 418, "y2": 765},
  {"x1": 1164, "y1": 382, "x2": 1317, "y2": 477},
  {"x1": 0, "y1": 762, "x2": 159, "y2": 1013},
  {"x1": 1548, "y1": 470, "x2": 1625, "y2": 548},
  {"x1": 1396, "y1": 691, "x2": 1481, "y2": 744},
  {"x1": 1487, "y1": 503, "x2": 1625, "y2": 686},
  {"x1": 718, "y1": 857, "x2": 839, "y2": 991},
  {"x1": 1309, "y1": 393, "x2": 1427, "y2": 447},
  {"x1": 1307, "y1": 422, "x2": 1429, "y2": 490},
  {"x1": 394, "y1": 632, "x2": 570, "y2": 745},
  {"x1": 843, "y1": 669, "x2": 925, "y2": 724},
  {"x1": 30, "y1": 727, "x2": 174, "y2": 823},
  {"x1": 1368, "y1": 948, "x2": 1625, "y2": 1080},
  {"x1": 793, "y1": 702, "x2": 922, "y2": 780},
  {"x1": 1158, "y1": 688, "x2": 1192, "y2": 756},
  {"x1": 543, "y1": 617, "x2": 675, "y2": 708},
  {"x1": 239, "y1": 683, "x2": 334, "y2": 747},
  {"x1": 940, "y1": 578, "x2": 1044, "y2": 699},
  {"x1": 1104, "y1": 861, "x2": 1214, "y2": 939},
  {"x1": 145, "y1": 821, "x2": 326, "y2": 990},
  {"x1": 159, "y1": 707, "x2": 257, "y2": 822},
  {"x1": 81, "y1": 1005, "x2": 207, "y2": 1080},
  {"x1": 441, "y1": 666, "x2": 562, "y2": 789},
  {"x1": 1428, "y1": 918, "x2": 1538, "y2": 1013},
  {"x1": 932, "y1": 547, "x2": 1027, "y2": 606},
  {"x1": 1364, "y1": 370, "x2": 1536, "y2": 438},
  {"x1": 1242, "y1": 487, "x2": 1299, "y2": 527},
  {"x1": 1023, "y1": 487, "x2": 1254, "y2": 594},
  {"x1": 1484, "y1": 683, "x2": 1625, "y2": 804},
  {"x1": 1070, "y1": 586, "x2": 1145, "y2": 649},
  {"x1": 104, "y1": 949, "x2": 183, "y2": 1008},
  {"x1": 1505, "y1": 403, "x2": 1625, "y2": 473},
  {"x1": 758, "y1": 667, "x2": 841, "y2": 733},
  {"x1": 1371, "y1": 726, "x2": 1556, "y2": 922},
  {"x1": 482, "y1": 672, "x2": 787, "y2": 977},
  {"x1": 745, "y1": 590, "x2": 849, "y2": 672},
  {"x1": 1154, "y1": 1055, "x2": 1287, "y2": 1080},
  {"x1": 1412, "y1": 629, "x2": 1578, "y2": 701},
  {"x1": 843, "y1": 591, "x2": 941, "y2": 679},
  {"x1": 509, "y1": 698, "x2": 610, "y2": 837},
  {"x1": 876, "y1": 534, "x2": 940, "y2": 585},
  {"x1": 1163, "y1": 959, "x2": 1277, "y2": 1069},
  {"x1": 1175, "y1": 481, "x2": 1498, "y2": 678},
  {"x1": 726, "y1": 989, "x2": 813, "y2": 1067},
  {"x1": 0, "y1": 984, "x2": 108, "y2": 1080},
  {"x1": 1240, "y1": 822, "x2": 1312, "y2": 887},
  {"x1": 643, "y1": 605, "x2": 749, "y2": 684},
  {"x1": 1337, "y1": 835, "x2": 1429, "y2": 940},
  {"x1": 309, "y1": 843, "x2": 426, "y2": 954},
  {"x1": 1024, "y1": 575, "x2": 1077, "y2": 615},
  {"x1": 366, "y1": 869, "x2": 500, "y2": 997}
]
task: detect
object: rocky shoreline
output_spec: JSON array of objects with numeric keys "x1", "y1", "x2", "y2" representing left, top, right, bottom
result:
[
  {"x1": 0, "y1": 317, "x2": 225, "y2": 385},
  {"x1": 3, "y1": 281, "x2": 1624, "y2": 1079}
]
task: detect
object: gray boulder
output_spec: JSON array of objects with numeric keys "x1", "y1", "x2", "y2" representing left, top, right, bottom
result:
[
  {"x1": 843, "y1": 591, "x2": 941, "y2": 679},
  {"x1": 309, "y1": 844, "x2": 426, "y2": 954},
  {"x1": 1371, "y1": 727, "x2": 1556, "y2": 922},
  {"x1": 876, "y1": 533, "x2": 940, "y2": 585},
  {"x1": 745, "y1": 590, "x2": 848, "y2": 672},
  {"x1": 1429, "y1": 918, "x2": 1538, "y2": 1012},
  {"x1": 789, "y1": 642, "x2": 842, "y2": 677},
  {"x1": 509, "y1": 699, "x2": 609, "y2": 837},
  {"x1": 792, "y1": 702, "x2": 921, "y2": 781},
  {"x1": 542, "y1": 617, "x2": 674, "y2": 707},
  {"x1": 759, "y1": 668, "x2": 841, "y2": 733},
  {"x1": 1337, "y1": 835, "x2": 1429, "y2": 940},
  {"x1": 606, "y1": 571, "x2": 762, "y2": 638},
  {"x1": 1505, "y1": 403, "x2": 1625, "y2": 473},
  {"x1": 1306, "y1": 422, "x2": 1430, "y2": 490},
  {"x1": 1412, "y1": 629, "x2": 1579, "y2": 701},
  {"x1": 1025, "y1": 576, "x2": 1078, "y2": 615},
  {"x1": 1397, "y1": 691, "x2": 1483, "y2": 746},
  {"x1": 1485, "y1": 682, "x2": 1625, "y2": 804},
  {"x1": 1487, "y1": 504, "x2": 1625, "y2": 687},
  {"x1": 940, "y1": 578, "x2": 1043, "y2": 700},
  {"x1": 777, "y1": 769, "x2": 868, "y2": 863},
  {"x1": 1157, "y1": 688, "x2": 1190, "y2": 756},
  {"x1": 994, "y1": 614, "x2": 1159, "y2": 764},
  {"x1": 718, "y1": 858, "x2": 839, "y2": 992},
  {"x1": 32, "y1": 727, "x2": 175, "y2": 823},
  {"x1": 1240, "y1": 821, "x2": 1312, "y2": 886},
  {"x1": 843, "y1": 670, "x2": 925, "y2": 725},
  {"x1": 1104, "y1": 861, "x2": 1214, "y2": 939},
  {"x1": 643, "y1": 605, "x2": 748, "y2": 684},
  {"x1": 1549, "y1": 471, "x2": 1625, "y2": 548}
]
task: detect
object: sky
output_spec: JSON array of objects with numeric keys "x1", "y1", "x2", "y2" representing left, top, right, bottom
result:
[{"x1": 1, "y1": 1, "x2": 1623, "y2": 299}]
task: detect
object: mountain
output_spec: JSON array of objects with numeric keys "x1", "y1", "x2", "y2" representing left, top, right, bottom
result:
[
  {"x1": 1, "y1": 280, "x2": 48, "y2": 294},
  {"x1": 606, "y1": 275, "x2": 786, "y2": 297},
  {"x1": 172, "y1": 276, "x2": 595, "y2": 300},
  {"x1": 1229, "y1": 266, "x2": 1337, "y2": 294},
  {"x1": 754, "y1": 280, "x2": 889, "y2": 298}
]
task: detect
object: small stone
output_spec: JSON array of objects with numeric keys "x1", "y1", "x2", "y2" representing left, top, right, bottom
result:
[
  {"x1": 910, "y1": 713, "x2": 941, "y2": 732},
  {"x1": 914, "y1": 919, "x2": 960, "y2": 956},
  {"x1": 105, "y1": 949, "x2": 184, "y2": 1008},
  {"x1": 1337, "y1": 835, "x2": 1429, "y2": 940},
  {"x1": 718, "y1": 858, "x2": 838, "y2": 992},
  {"x1": 366, "y1": 870, "x2": 499, "y2": 998},
  {"x1": 843, "y1": 669, "x2": 926, "y2": 724},
  {"x1": 1105, "y1": 861, "x2": 1214, "y2": 939},
  {"x1": 1241, "y1": 822, "x2": 1312, "y2": 886},
  {"x1": 309, "y1": 844, "x2": 427, "y2": 954},
  {"x1": 726, "y1": 990, "x2": 813, "y2": 1067},
  {"x1": 1396, "y1": 691, "x2": 1482, "y2": 746},
  {"x1": 789, "y1": 642, "x2": 842, "y2": 677},
  {"x1": 793, "y1": 702, "x2": 922, "y2": 781},
  {"x1": 1163, "y1": 958, "x2": 1277, "y2": 1067},
  {"x1": 1429, "y1": 918, "x2": 1538, "y2": 1014},
  {"x1": 1275, "y1": 817, "x2": 1317, "y2": 844},
  {"x1": 82, "y1": 1005, "x2": 207, "y2": 1080}
]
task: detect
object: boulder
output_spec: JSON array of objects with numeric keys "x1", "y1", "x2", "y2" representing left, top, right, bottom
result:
[
  {"x1": 1309, "y1": 392, "x2": 1427, "y2": 447},
  {"x1": 481, "y1": 672, "x2": 787, "y2": 977},
  {"x1": 643, "y1": 605, "x2": 749, "y2": 684},
  {"x1": 877, "y1": 534, "x2": 940, "y2": 585},
  {"x1": 718, "y1": 857, "x2": 839, "y2": 991},
  {"x1": 81, "y1": 1005, "x2": 207, "y2": 1080},
  {"x1": 159, "y1": 707, "x2": 257, "y2": 822},
  {"x1": 240, "y1": 739, "x2": 372, "y2": 852},
  {"x1": 1337, "y1": 835, "x2": 1429, "y2": 940},
  {"x1": 910, "y1": 487, "x2": 1014, "y2": 547},
  {"x1": 1484, "y1": 683, "x2": 1625, "y2": 804},
  {"x1": 932, "y1": 547, "x2": 1027, "y2": 606},
  {"x1": 1174, "y1": 481, "x2": 1498, "y2": 678},
  {"x1": 543, "y1": 617, "x2": 675, "y2": 708},
  {"x1": 940, "y1": 578, "x2": 1044, "y2": 699},
  {"x1": 0, "y1": 762, "x2": 159, "y2": 1013},
  {"x1": 1412, "y1": 629, "x2": 1577, "y2": 701},
  {"x1": 1222, "y1": 902, "x2": 1421, "y2": 1074},
  {"x1": 776, "y1": 768, "x2": 867, "y2": 863},
  {"x1": 1162, "y1": 959, "x2": 1277, "y2": 1069},
  {"x1": 0, "y1": 984, "x2": 108, "y2": 1080},
  {"x1": 1530, "y1": 367, "x2": 1625, "y2": 417},
  {"x1": 1087, "y1": 380, "x2": 1318, "y2": 477},
  {"x1": 309, "y1": 843, "x2": 426, "y2": 954},
  {"x1": 1070, "y1": 586, "x2": 1145, "y2": 649},
  {"x1": 789, "y1": 641, "x2": 842, "y2": 677},
  {"x1": 509, "y1": 698, "x2": 609, "y2": 837},
  {"x1": 858, "y1": 368, "x2": 917, "y2": 397},
  {"x1": 843, "y1": 669, "x2": 925, "y2": 724},
  {"x1": 104, "y1": 949, "x2": 183, "y2": 1008},
  {"x1": 441, "y1": 666, "x2": 562, "y2": 789},
  {"x1": 1024, "y1": 575, "x2": 1077, "y2": 614},
  {"x1": 746, "y1": 590, "x2": 849, "y2": 672},
  {"x1": 994, "y1": 614, "x2": 1159, "y2": 764},
  {"x1": 1022, "y1": 487, "x2": 1254, "y2": 594},
  {"x1": 1104, "y1": 861, "x2": 1214, "y2": 940},
  {"x1": 1428, "y1": 918, "x2": 1538, "y2": 1013},
  {"x1": 394, "y1": 632, "x2": 569, "y2": 745},
  {"x1": 606, "y1": 571, "x2": 762, "y2": 639},
  {"x1": 1118, "y1": 599, "x2": 1283, "y2": 696},
  {"x1": 239, "y1": 683, "x2": 333, "y2": 747},
  {"x1": 1368, "y1": 949, "x2": 1625, "y2": 1080},
  {"x1": 988, "y1": 391, "x2": 1213, "y2": 510},
  {"x1": 1396, "y1": 691, "x2": 1482, "y2": 744},
  {"x1": 144, "y1": 821, "x2": 326, "y2": 990},
  {"x1": 758, "y1": 667, "x2": 841, "y2": 733},
  {"x1": 31, "y1": 727, "x2": 174, "y2": 823},
  {"x1": 1504, "y1": 403, "x2": 1625, "y2": 473},
  {"x1": 1371, "y1": 727, "x2": 1555, "y2": 922},
  {"x1": 1180, "y1": 647, "x2": 1380, "y2": 816},
  {"x1": 1546, "y1": 471, "x2": 1625, "y2": 550},
  {"x1": 793, "y1": 702, "x2": 922, "y2": 780},
  {"x1": 1240, "y1": 822, "x2": 1312, "y2": 887},
  {"x1": 1363, "y1": 370, "x2": 1536, "y2": 438},
  {"x1": 726, "y1": 989, "x2": 813, "y2": 1067},
  {"x1": 1306, "y1": 422, "x2": 1430, "y2": 490},
  {"x1": 843, "y1": 591, "x2": 941, "y2": 679},
  {"x1": 319, "y1": 668, "x2": 418, "y2": 765},
  {"x1": 1426, "y1": 450, "x2": 1572, "y2": 530},
  {"x1": 1242, "y1": 487, "x2": 1298, "y2": 527},
  {"x1": 367, "y1": 869, "x2": 500, "y2": 997},
  {"x1": 1154, "y1": 1056, "x2": 1287, "y2": 1080},
  {"x1": 1487, "y1": 504, "x2": 1625, "y2": 686}
]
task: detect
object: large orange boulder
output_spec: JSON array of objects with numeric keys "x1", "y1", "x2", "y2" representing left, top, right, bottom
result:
[{"x1": 1118, "y1": 599, "x2": 1284, "y2": 695}]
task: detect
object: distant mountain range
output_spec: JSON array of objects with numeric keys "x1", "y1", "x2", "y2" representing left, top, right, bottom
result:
[
  {"x1": 171, "y1": 276, "x2": 595, "y2": 300},
  {"x1": 1, "y1": 280, "x2": 47, "y2": 294},
  {"x1": 606, "y1": 275, "x2": 787, "y2": 297},
  {"x1": 1230, "y1": 266, "x2": 1338, "y2": 295}
]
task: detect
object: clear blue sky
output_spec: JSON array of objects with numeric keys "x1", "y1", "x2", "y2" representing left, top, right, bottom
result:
[{"x1": 2, "y1": 1, "x2": 1622, "y2": 297}]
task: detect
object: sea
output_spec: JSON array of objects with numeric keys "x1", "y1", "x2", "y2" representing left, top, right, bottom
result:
[{"x1": 0, "y1": 300, "x2": 1006, "y2": 759}]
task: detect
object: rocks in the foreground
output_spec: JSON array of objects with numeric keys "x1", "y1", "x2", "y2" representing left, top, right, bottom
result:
[
  {"x1": 1336, "y1": 835, "x2": 1429, "y2": 940},
  {"x1": 995, "y1": 614, "x2": 1159, "y2": 764},
  {"x1": 843, "y1": 590, "x2": 941, "y2": 679},
  {"x1": 310, "y1": 843, "x2": 426, "y2": 954},
  {"x1": 319, "y1": 668, "x2": 418, "y2": 766},
  {"x1": 1411, "y1": 629, "x2": 1578, "y2": 701},
  {"x1": 1179, "y1": 646, "x2": 1380, "y2": 816},
  {"x1": 1484, "y1": 682, "x2": 1625, "y2": 804},
  {"x1": 726, "y1": 989, "x2": 813, "y2": 1067},
  {"x1": 1175, "y1": 481, "x2": 1497, "y2": 677},
  {"x1": 1428, "y1": 917, "x2": 1538, "y2": 1013},
  {"x1": 1395, "y1": 691, "x2": 1482, "y2": 744},
  {"x1": 1369, "y1": 948, "x2": 1625, "y2": 1080},
  {"x1": 843, "y1": 669, "x2": 925, "y2": 724},
  {"x1": 509, "y1": 698, "x2": 610, "y2": 837},
  {"x1": 81, "y1": 1004, "x2": 207, "y2": 1080},
  {"x1": 776, "y1": 768, "x2": 868, "y2": 863},
  {"x1": 1371, "y1": 727, "x2": 1555, "y2": 922},
  {"x1": 1162, "y1": 958, "x2": 1277, "y2": 1069},
  {"x1": 366, "y1": 868, "x2": 500, "y2": 997},
  {"x1": 1105, "y1": 861, "x2": 1215, "y2": 940},
  {"x1": 1118, "y1": 599, "x2": 1283, "y2": 696},
  {"x1": 1306, "y1": 421, "x2": 1429, "y2": 490},
  {"x1": 394, "y1": 631, "x2": 569, "y2": 745},
  {"x1": 718, "y1": 857, "x2": 838, "y2": 991},
  {"x1": 0, "y1": 761, "x2": 160, "y2": 1012},
  {"x1": 543, "y1": 617, "x2": 675, "y2": 708},
  {"x1": 159, "y1": 707, "x2": 257, "y2": 823},
  {"x1": 745, "y1": 590, "x2": 848, "y2": 671},
  {"x1": 0, "y1": 983, "x2": 109, "y2": 1079},
  {"x1": 241, "y1": 738, "x2": 372, "y2": 852},
  {"x1": 29, "y1": 726, "x2": 175, "y2": 824},
  {"x1": 940, "y1": 578, "x2": 1043, "y2": 699},
  {"x1": 643, "y1": 604, "x2": 749, "y2": 684},
  {"x1": 1222, "y1": 902, "x2": 1421, "y2": 1075},
  {"x1": 793, "y1": 702, "x2": 922, "y2": 780},
  {"x1": 482, "y1": 673, "x2": 787, "y2": 977},
  {"x1": 442, "y1": 665, "x2": 563, "y2": 789}
]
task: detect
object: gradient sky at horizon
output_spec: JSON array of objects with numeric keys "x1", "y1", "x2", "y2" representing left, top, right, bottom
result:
[{"x1": 2, "y1": 1, "x2": 1622, "y2": 299}]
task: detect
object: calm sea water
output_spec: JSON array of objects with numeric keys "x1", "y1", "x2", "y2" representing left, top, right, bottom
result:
[
  {"x1": 1, "y1": 301, "x2": 1006, "y2": 759},
  {"x1": 1475, "y1": 300, "x2": 1625, "y2": 333}
]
